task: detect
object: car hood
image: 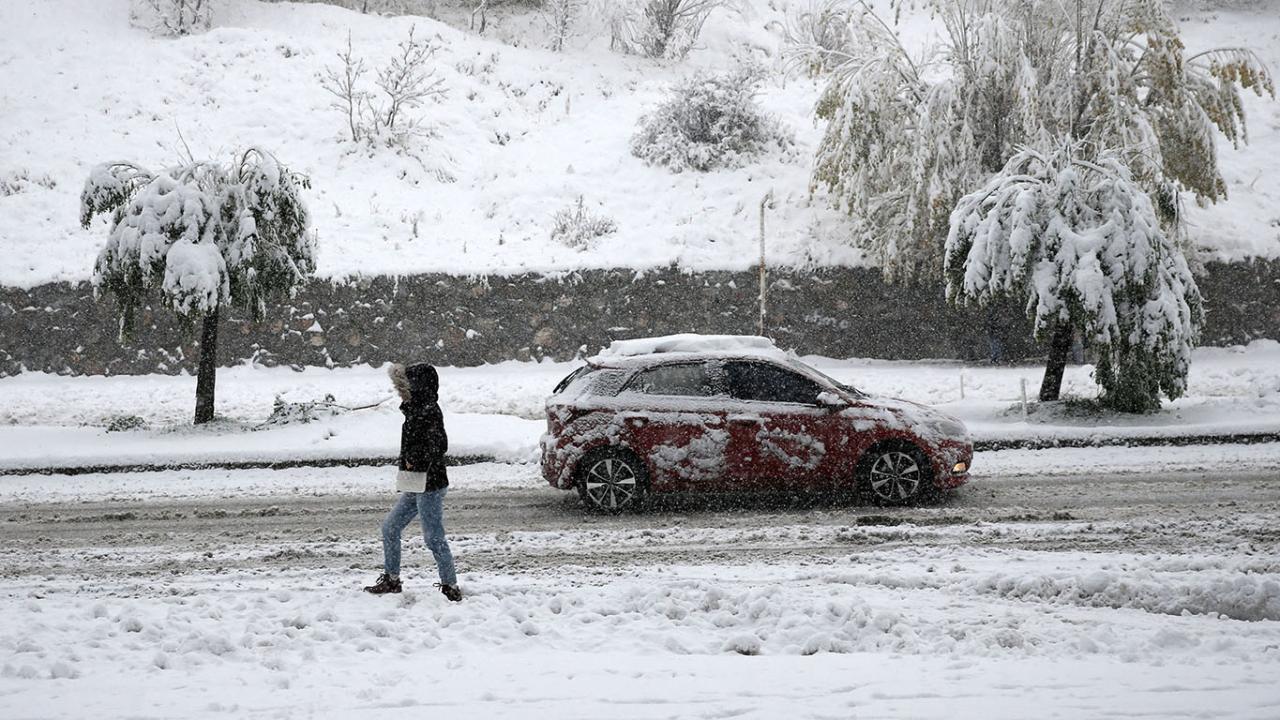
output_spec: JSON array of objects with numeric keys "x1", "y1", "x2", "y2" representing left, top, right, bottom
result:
[{"x1": 840, "y1": 394, "x2": 969, "y2": 442}]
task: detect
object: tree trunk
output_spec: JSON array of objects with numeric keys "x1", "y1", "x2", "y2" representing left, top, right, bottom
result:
[
  {"x1": 1039, "y1": 320, "x2": 1074, "y2": 402},
  {"x1": 194, "y1": 307, "x2": 219, "y2": 425}
]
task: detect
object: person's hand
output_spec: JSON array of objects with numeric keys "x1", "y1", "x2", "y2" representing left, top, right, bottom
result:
[{"x1": 405, "y1": 462, "x2": 413, "y2": 470}]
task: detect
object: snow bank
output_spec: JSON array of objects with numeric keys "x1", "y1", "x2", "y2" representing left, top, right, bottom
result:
[
  {"x1": 1, "y1": 343, "x2": 1278, "y2": 473},
  {"x1": 2, "y1": 541, "x2": 1278, "y2": 718}
]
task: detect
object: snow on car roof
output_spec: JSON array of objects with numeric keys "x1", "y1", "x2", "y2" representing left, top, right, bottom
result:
[{"x1": 588, "y1": 334, "x2": 791, "y2": 366}]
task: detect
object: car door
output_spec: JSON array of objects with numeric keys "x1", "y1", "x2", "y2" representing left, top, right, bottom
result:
[
  {"x1": 617, "y1": 360, "x2": 731, "y2": 491},
  {"x1": 723, "y1": 361, "x2": 842, "y2": 491}
]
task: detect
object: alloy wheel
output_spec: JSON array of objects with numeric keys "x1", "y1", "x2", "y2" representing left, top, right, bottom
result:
[
  {"x1": 868, "y1": 450, "x2": 923, "y2": 502},
  {"x1": 582, "y1": 456, "x2": 640, "y2": 511}
]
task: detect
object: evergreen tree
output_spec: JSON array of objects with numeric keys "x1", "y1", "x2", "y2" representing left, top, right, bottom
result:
[{"x1": 81, "y1": 148, "x2": 315, "y2": 424}]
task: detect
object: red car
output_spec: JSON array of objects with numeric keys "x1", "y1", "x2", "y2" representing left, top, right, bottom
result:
[{"x1": 541, "y1": 335, "x2": 972, "y2": 512}]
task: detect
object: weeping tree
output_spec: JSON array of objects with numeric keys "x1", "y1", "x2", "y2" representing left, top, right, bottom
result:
[
  {"x1": 790, "y1": 0, "x2": 1272, "y2": 408},
  {"x1": 80, "y1": 148, "x2": 316, "y2": 424},
  {"x1": 945, "y1": 146, "x2": 1201, "y2": 412}
]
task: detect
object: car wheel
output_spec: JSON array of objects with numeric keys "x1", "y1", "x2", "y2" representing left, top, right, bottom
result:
[
  {"x1": 577, "y1": 450, "x2": 647, "y2": 514},
  {"x1": 861, "y1": 446, "x2": 932, "y2": 506}
]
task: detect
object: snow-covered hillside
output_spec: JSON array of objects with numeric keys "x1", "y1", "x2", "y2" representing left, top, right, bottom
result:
[{"x1": 0, "y1": 0, "x2": 1276, "y2": 288}]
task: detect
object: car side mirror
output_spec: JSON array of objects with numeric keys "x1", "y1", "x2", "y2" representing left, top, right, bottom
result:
[{"x1": 816, "y1": 391, "x2": 847, "y2": 409}]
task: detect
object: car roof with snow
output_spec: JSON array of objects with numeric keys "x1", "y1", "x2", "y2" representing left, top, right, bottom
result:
[{"x1": 586, "y1": 334, "x2": 795, "y2": 369}]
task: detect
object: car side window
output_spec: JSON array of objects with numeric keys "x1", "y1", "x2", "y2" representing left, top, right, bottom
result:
[
  {"x1": 625, "y1": 362, "x2": 720, "y2": 397},
  {"x1": 726, "y1": 362, "x2": 822, "y2": 405}
]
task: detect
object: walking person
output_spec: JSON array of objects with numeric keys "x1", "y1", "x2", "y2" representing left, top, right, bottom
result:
[{"x1": 364, "y1": 362, "x2": 462, "y2": 601}]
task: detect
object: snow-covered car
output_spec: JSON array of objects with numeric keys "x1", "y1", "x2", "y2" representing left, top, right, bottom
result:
[{"x1": 540, "y1": 334, "x2": 972, "y2": 512}]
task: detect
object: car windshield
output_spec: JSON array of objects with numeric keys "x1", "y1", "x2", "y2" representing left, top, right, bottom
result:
[
  {"x1": 553, "y1": 365, "x2": 629, "y2": 398},
  {"x1": 793, "y1": 360, "x2": 867, "y2": 398}
]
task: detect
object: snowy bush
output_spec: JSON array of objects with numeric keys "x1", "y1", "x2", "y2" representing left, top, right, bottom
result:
[
  {"x1": 129, "y1": 0, "x2": 214, "y2": 37},
  {"x1": 262, "y1": 394, "x2": 341, "y2": 427},
  {"x1": 104, "y1": 414, "x2": 148, "y2": 432},
  {"x1": 81, "y1": 148, "x2": 315, "y2": 424},
  {"x1": 260, "y1": 0, "x2": 435, "y2": 14},
  {"x1": 551, "y1": 196, "x2": 617, "y2": 249},
  {"x1": 945, "y1": 145, "x2": 1203, "y2": 413},
  {"x1": 605, "y1": 0, "x2": 727, "y2": 59},
  {"x1": 0, "y1": 169, "x2": 57, "y2": 196},
  {"x1": 320, "y1": 27, "x2": 447, "y2": 151},
  {"x1": 631, "y1": 67, "x2": 791, "y2": 173},
  {"x1": 779, "y1": 0, "x2": 856, "y2": 77}
]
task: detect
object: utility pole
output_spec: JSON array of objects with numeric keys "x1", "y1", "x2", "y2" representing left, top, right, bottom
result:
[{"x1": 758, "y1": 189, "x2": 774, "y2": 337}]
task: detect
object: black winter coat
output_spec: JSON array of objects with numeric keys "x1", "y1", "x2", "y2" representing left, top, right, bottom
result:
[{"x1": 398, "y1": 363, "x2": 449, "y2": 491}]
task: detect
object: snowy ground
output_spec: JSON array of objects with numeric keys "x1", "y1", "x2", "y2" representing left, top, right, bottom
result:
[
  {"x1": 1, "y1": 0, "x2": 1277, "y2": 288},
  {"x1": 2, "y1": 464, "x2": 1279, "y2": 719},
  {"x1": 1, "y1": 341, "x2": 1277, "y2": 471}
]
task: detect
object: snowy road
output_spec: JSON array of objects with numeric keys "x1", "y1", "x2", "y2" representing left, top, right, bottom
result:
[
  {"x1": 3, "y1": 466, "x2": 1279, "y2": 576},
  {"x1": 3, "y1": 465, "x2": 1279, "y2": 719}
]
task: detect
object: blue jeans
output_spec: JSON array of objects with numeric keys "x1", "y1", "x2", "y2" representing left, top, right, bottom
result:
[{"x1": 380, "y1": 488, "x2": 457, "y2": 585}]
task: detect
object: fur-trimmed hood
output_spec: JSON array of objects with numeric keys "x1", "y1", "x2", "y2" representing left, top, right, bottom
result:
[{"x1": 388, "y1": 362, "x2": 439, "y2": 405}]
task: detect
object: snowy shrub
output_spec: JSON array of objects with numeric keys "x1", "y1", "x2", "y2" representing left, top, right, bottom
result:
[
  {"x1": 129, "y1": 0, "x2": 214, "y2": 37},
  {"x1": 104, "y1": 414, "x2": 148, "y2": 432},
  {"x1": 605, "y1": 0, "x2": 726, "y2": 59},
  {"x1": 631, "y1": 67, "x2": 791, "y2": 173},
  {"x1": 779, "y1": 0, "x2": 856, "y2": 77},
  {"x1": 261, "y1": 394, "x2": 342, "y2": 427},
  {"x1": 0, "y1": 169, "x2": 57, "y2": 196},
  {"x1": 81, "y1": 148, "x2": 315, "y2": 424},
  {"x1": 945, "y1": 145, "x2": 1203, "y2": 413},
  {"x1": 319, "y1": 27, "x2": 447, "y2": 151},
  {"x1": 261, "y1": 0, "x2": 434, "y2": 15},
  {"x1": 551, "y1": 196, "x2": 617, "y2": 249}
]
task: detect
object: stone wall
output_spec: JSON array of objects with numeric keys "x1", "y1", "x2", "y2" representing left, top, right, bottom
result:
[{"x1": 1, "y1": 260, "x2": 1276, "y2": 376}]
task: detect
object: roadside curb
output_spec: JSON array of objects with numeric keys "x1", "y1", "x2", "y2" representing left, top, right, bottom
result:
[
  {"x1": 3, "y1": 432, "x2": 1278, "y2": 476},
  {"x1": 973, "y1": 432, "x2": 1280, "y2": 452}
]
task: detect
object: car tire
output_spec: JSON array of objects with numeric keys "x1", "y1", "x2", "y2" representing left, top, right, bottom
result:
[
  {"x1": 577, "y1": 449, "x2": 648, "y2": 514},
  {"x1": 859, "y1": 444, "x2": 933, "y2": 506}
]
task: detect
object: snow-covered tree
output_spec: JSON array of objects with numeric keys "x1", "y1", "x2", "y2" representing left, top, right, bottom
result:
[
  {"x1": 631, "y1": 67, "x2": 792, "y2": 172},
  {"x1": 795, "y1": 0, "x2": 1271, "y2": 406},
  {"x1": 945, "y1": 145, "x2": 1202, "y2": 412},
  {"x1": 81, "y1": 149, "x2": 316, "y2": 424},
  {"x1": 319, "y1": 26, "x2": 447, "y2": 150},
  {"x1": 545, "y1": 0, "x2": 585, "y2": 52},
  {"x1": 797, "y1": 0, "x2": 1273, "y2": 283},
  {"x1": 130, "y1": 0, "x2": 214, "y2": 36}
]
